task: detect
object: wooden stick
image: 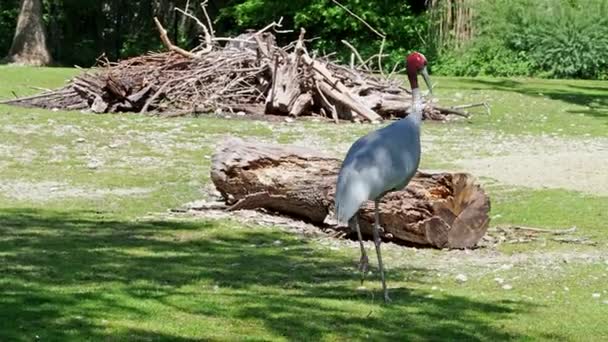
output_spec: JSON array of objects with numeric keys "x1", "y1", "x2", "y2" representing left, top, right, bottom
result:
[
  {"x1": 378, "y1": 36, "x2": 386, "y2": 77},
  {"x1": 153, "y1": 17, "x2": 197, "y2": 58},
  {"x1": 331, "y1": 0, "x2": 385, "y2": 38},
  {"x1": 453, "y1": 101, "x2": 492, "y2": 115},
  {"x1": 505, "y1": 225, "x2": 577, "y2": 235},
  {"x1": 316, "y1": 81, "x2": 339, "y2": 124},
  {"x1": 174, "y1": 7, "x2": 213, "y2": 55},
  {"x1": 432, "y1": 105, "x2": 470, "y2": 118},
  {"x1": 388, "y1": 60, "x2": 402, "y2": 80},
  {"x1": 254, "y1": 17, "x2": 284, "y2": 36},
  {"x1": 200, "y1": 1, "x2": 215, "y2": 39},
  {"x1": 341, "y1": 40, "x2": 370, "y2": 71}
]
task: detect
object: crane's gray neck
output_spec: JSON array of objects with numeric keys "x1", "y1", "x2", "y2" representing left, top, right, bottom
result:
[{"x1": 408, "y1": 88, "x2": 424, "y2": 125}]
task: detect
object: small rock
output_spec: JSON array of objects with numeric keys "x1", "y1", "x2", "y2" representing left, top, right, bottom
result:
[
  {"x1": 51, "y1": 108, "x2": 59, "y2": 112},
  {"x1": 236, "y1": 111, "x2": 246, "y2": 116},
  {"x1": 108, "y1": 143, "x2": 119, "y2": 149},
  {"x1": 75, "y1": 138, "x2": 86, "y2": 143},
  {"x1": 273, "y1": 240, "x2": 282, "y2": 246},
  {"x1": 224, "y1": 115, "x2": 232, "y2": 119},
  {"x1": 494, "y1": 277, "x2": 505, "y2": 285},
  {"x1": 455, "y1": 274, "x2": 468, "y2": 283},
  {"x1": 87, "y1": 162, "x2": 100, "y2": 170},
  {"x1": 592, "y1": 293, "x2": 601, "y2": 299},
  {"x1": 502, "y1": 284, "x2": 513, "y2": 290}
]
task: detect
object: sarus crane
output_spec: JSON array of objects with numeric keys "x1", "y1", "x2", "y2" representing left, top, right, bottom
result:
[{"x1": 335, "y1": 51, "x2": 433, "y2": 303}]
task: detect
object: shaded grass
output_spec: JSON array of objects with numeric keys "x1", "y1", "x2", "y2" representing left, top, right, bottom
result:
[{"x1": 0, "y1": 208, "x2": 532, "y2": 341}]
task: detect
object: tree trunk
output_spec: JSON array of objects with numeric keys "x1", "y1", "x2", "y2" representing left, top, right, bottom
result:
[
  {"x1": 211, "y1": 138, "x2": 491, "y2": 249},
  {"x1": 6, "y1": 0, "x2": 52, "y2": 66}
]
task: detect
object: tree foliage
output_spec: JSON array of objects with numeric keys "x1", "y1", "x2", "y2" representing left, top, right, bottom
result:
[{"x1": 434, "y1": 0, "x2": 608, "y2": 79}]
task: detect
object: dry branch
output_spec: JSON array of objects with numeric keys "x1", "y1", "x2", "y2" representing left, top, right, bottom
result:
[{"x1": 153, "y1": 17, "x2": 197, "y2": 59}]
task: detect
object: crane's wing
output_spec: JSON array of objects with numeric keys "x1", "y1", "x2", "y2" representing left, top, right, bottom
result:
[{"x1": 335, "y1": 120, "x2": 421, "y2": 224}]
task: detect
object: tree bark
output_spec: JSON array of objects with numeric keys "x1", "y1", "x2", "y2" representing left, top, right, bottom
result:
[
  {"x1": 6, "y1": 0, "x2": 52, "y2": 66},
  {"x1": 211, "y1": 138, "x2": 491, "y2": 249}
]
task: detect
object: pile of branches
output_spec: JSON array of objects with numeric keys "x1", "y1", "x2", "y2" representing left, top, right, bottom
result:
[{"x1": 1, "y1": 5, "x2": 487, "y2": 122}]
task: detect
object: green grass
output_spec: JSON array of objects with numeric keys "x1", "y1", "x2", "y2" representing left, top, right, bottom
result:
[
  {"x1": 1, "y1": 66, "x2": 607, "y2": 341},
  {"x1": 430, "y1": 76, "x2": 608, "y2": 137}
]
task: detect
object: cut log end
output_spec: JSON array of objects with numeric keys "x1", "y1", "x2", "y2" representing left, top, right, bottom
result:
[{"x1": 210, "y1": 138, "x2": 491, "y2": 249}]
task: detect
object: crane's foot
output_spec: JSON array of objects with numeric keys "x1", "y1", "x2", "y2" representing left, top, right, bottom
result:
[
  {"x1": 383, "y1": 291, "x2": 392, "y2": 304},
  {"x1": 358, "y1": 254, "x2": 369, "y2": 284},
  {"x1": 358, "y1": 254, "x2": 369, "y2": 273}
]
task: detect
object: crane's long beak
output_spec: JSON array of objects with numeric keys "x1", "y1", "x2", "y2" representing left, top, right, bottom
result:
[{"x1": 421, "y1": 67, "x2": 433, "y2": 95}]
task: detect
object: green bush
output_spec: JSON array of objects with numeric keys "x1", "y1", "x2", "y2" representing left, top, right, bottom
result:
[
  {"x1": 435, "y1": 0, "x2": 608, "y2": 79},
  {"x1": 433, "y1": 38, "x2": 532, "y2": 77}
]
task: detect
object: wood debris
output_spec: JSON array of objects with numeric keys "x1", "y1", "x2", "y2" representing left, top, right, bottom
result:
[
  {"x1": 482, "y1": 225, "x2": 595, "y2": 246},
  {"x1": 0, "y1": 6, "x2": 488, "y2": 122}
]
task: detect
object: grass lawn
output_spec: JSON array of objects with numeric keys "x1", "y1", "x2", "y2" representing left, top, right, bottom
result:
[{"x1": 0, "y1": 65, "x2": 607, "y2": 341}]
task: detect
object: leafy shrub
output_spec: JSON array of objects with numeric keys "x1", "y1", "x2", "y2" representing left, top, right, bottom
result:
[
  {"x1": 435, "y1": 0, "x2": 608, "y2": 79},
  {"x1": 433, "y1": 38, "x2": 532, "y2": 77}
]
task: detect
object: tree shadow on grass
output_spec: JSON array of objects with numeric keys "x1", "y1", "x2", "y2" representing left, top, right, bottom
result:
[
  {"x1": 450, "y1": 78, "x2": 608, "y2": 122},
  {"x1": 0, "y1": 208, "x2": 536, "y2": 341}
]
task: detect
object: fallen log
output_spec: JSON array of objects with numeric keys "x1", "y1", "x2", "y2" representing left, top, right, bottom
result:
[{"x1": 211, "y1": 138, "x2": 491, "y2": 248}]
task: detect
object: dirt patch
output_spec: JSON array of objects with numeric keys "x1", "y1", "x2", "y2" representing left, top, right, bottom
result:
[
  {"x1": 458, "y1": 151, "x2": 608, "y2": 195},
  {"x1": 424, "y1": 133, "x2": 608, "y2": 196}
]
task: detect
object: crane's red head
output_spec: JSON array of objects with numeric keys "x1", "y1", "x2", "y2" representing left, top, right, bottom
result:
[{"x1": 406, "y1": 52, "x2": 432, "y2": 94}]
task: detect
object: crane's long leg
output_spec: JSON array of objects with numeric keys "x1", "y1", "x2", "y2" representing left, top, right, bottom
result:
[
  {"x1": 373, "y1": 199, "x2": 391, "y2": 303},
  {"x1": 350, "y1": 213, "x2": 369, "y2": 284}
]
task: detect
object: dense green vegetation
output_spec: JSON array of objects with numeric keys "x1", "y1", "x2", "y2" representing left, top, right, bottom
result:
[
  {"x1": 434, "y1": 0, "x2": 608, "y2": 79},
  {"x1": 2, "y1": 0, "x2": 607, "y2": 79}
]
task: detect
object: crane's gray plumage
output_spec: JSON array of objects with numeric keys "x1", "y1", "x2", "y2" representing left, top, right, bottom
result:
[
  {"x1": 333, "y1": 50, "x2": 431, "y2": 303},
  {"x1": 335, "y1": 100, "x2": 423, "y2": 225},
  {"x1": 335, "y1": 52, "x2": 432, "y2": 302}
]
